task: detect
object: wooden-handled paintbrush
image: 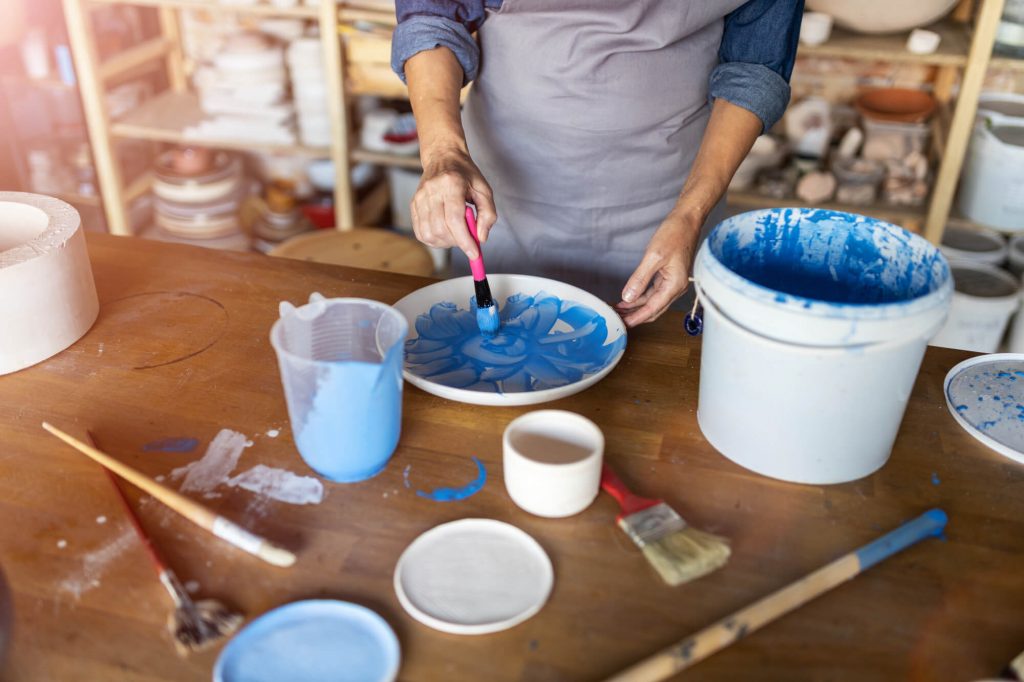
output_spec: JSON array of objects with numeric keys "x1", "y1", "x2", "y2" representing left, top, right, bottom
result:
[
  {"x1": 42, "y1": 422, "x2": 296, "y2": 568},
  {"x1": 88, "y1": 432, "x2": 244, "y2": 655},
  {"x1": 605, "y1": 509, "x2": 948, "y2": 681},
  {"x1": 601, "y1": 464, "x2": 730, "y2": 587}
]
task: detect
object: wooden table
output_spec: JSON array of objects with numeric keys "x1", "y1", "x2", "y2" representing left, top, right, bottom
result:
[{"x1": 1, "y1": 233, "x2": 1022, "y2": 681}]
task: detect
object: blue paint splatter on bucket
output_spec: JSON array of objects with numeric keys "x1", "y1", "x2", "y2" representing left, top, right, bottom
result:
[
  {"x1": 710, "y1": 209, "x2": 948, "y2": 305},
  {"x1": 413, "y1": 457, "x2": 487, "y2": 502},
  {"x1": 143, "y1": 437, "x2": 199, "y2": 453},
  {"x1": 405, "y1": 292, "x2": 625, "y2": 393}
]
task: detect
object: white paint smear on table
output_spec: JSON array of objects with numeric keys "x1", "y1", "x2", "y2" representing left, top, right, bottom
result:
[
  {"x1": 227, "y1": 464, "x2": 324, "y2": 505},
  {"x1": 265, "y1": 429, "x2": 280, "y2": 438},
  {"x1": 58, "y1": 529, "x2": 136, "y2": 600},
  {"x1": 169, "y1": 428, "x2": 324, "y2": 506},
  {"x1": 170, "y1": 429, "x2": 251, "y2": 498}
]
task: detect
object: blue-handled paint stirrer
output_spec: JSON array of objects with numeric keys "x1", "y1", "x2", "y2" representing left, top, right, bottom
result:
[{"x1": 606, "y1": 509, "x2": 948, "y2": 682}]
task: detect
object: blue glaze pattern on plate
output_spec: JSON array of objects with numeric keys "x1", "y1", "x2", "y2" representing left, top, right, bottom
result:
[
  {"x1": 214, "y1": 600, "x2": 400, "y2": 682},
  {"x1": 404, "y1": 292, "x2": 626, "y2": 394},
  {"x1": 945, "y1": 355, "x2": 1024, "y2": 466}
]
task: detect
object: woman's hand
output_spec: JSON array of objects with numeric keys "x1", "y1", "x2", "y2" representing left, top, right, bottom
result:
[
  {"x1": 411, "y1": 146, "x2": 497, "y2": 261},
  {"x1": 615, "y1": 209, "x2": 702, "y2": 327}
]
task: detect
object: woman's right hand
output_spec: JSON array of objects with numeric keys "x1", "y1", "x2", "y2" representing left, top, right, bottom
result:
[{"x1": 411, "y1": 145, "x2": 497, "y2": 261}]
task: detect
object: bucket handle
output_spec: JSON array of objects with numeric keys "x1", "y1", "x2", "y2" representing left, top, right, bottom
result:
[{"x1": 684, "y1": 277, "x2": 703, "y2": 336}]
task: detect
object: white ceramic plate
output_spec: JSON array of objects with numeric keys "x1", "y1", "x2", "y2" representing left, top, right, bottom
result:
[
  {"x1": 944, "y1": 353, "x2": 1024, "y2": 466},
  {"x1": 393, "y1": 519, "x2": 554, "y2": 635},
  {"x1": 392, "y1": 274, "x2": 627, "y2": 406}
]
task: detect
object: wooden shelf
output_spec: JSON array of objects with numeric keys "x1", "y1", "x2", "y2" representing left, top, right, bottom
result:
[
  {"x1": 727, "y1": 189, "x2": 927, "y2": 229},
  {"x1": 111, "y1": 91, "x2": 330, "y2": 156},
  {"x1": 88, "y1": 0, "x2": 318, "y2": 18},
  {"x1": 352, "y1": 146, "x2": 421, "y2": 169},
  {"x1": 799, "y1": 19, "x2": 970, "y2": 66},
  {"x1": 989, "y1": 54, "x2": 1024, "y2": 72}
]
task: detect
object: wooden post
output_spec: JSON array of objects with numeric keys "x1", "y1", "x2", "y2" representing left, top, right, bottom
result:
[
  {"x1": 323, "y1": 0, "x2": 355, "y2": 230},
  {"x1": 62, "y1": 0, "x2": 132, "y2": 235},
  {"x1": 923, "y1": 0, "x2": 1006, "y2": 243},
  {"x1": 157, "y1": 6, "x2": 188, "y2": 92}
]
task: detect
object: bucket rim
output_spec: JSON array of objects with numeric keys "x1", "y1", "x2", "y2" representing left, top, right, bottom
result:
[{"x1": 697, "y1": 207, "x2": 953, "y2": 322}]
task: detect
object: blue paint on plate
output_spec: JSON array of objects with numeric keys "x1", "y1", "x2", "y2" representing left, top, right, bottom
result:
[
  {"x1": 405, "y1": 292, "x2": 625, "y2": 394},
  {"x1": 214, "y1": 600, "x2": 400, "y2": 682}
]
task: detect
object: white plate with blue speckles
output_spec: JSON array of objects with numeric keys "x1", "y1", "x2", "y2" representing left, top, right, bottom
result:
[
  {"x1": 945, "y1": 353, "x2": 1024, "y2": 465},
  {"x1": 393, "y1": 274, "x2": 627, "y2": 406}
]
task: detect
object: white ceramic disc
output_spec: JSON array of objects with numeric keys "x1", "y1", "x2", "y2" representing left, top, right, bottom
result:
[
  {"x1": 394, "y1": 519, "x2": 554, "y2": 635},
  {"x1": 945, "y1": 353, "x2": 1024, "y2": 465},
  {"x1": 392, "y1": 274, "x2": 627, "y2": 406}
]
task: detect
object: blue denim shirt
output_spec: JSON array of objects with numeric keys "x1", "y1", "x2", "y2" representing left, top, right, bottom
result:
[{"x1": 391, "y1": 1, "x2": 802, "y2": 133}]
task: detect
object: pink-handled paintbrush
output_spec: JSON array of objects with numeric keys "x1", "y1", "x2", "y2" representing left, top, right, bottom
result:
[{"x1": 465, "y1": 204, "x2": 500, "y2": 337}]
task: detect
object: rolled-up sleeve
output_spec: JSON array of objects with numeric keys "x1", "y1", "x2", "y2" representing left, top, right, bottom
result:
[
  {"x1": 710, "y1": 0, "x2": 804, "y2": 132},
  {"x1": 391, "y1": 1, "x2": 490, "y2": 86}
]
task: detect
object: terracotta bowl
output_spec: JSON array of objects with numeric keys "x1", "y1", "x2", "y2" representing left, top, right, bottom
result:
[
  {"x1": 855, "y1": 88, "x2": 937, "y2": 123},
  {"x1": 806, "y1": 0, "x2": 958, "y2": 34}
]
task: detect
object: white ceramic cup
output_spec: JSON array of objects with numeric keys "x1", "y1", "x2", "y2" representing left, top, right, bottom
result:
[{"x1": 503, "y1": 410, "x2": 604, "y2": 518}]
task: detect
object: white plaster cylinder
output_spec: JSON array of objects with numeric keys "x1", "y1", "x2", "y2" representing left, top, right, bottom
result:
[{"x1": 0, "y1": 192, "x2": 99, "y2": 374}]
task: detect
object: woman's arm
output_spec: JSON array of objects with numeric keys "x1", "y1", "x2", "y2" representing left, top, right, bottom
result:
[
  {"x1": 617, "y1": 0, "x2": 803, "y2": 326},
  {"x1": 391, "y1": 1, "x2": 497, "y2": 259},
  {"x1": 616, "y1": 99, "x2": 761, "y2": 325},
  {"x1": 405, "y1": 49, "x2": 496, "y2": 261}
]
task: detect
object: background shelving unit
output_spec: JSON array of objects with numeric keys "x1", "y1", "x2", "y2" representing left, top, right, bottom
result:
[
  {"x1": 63, "y1": 0, "x2": 352, "y2": 235},
  {"x1": 69, "y1": 0, "x2": 1022, "y2": 243},
  {"x1": 726, "y1": 0, "x2": 1010, "y2": 242}
]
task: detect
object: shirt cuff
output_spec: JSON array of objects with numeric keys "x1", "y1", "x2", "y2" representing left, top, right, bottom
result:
[
  {"x1": 708, "y1": 62, "x2": 792, "y2": 133},
  {"x1": 391, "y1": 15, "x2": 480, "y2": 86}
]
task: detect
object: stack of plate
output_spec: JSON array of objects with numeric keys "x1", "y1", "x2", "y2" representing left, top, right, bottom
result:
[
  {"x1": 152, "y1": 149, "x2": 249, "y2": 248},
  {"x1": 287, "y1": 36, "x2": 330, "y2": 148},
  {"x1": 189, "y1": 32, "x2": 297, "y2": 146}
]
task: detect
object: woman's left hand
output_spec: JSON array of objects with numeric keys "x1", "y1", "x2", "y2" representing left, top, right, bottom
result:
[{"x1": 615, "y1": 209, "x2": 702, "y2": 327}]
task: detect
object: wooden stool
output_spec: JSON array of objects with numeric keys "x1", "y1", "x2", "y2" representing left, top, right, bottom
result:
[{"x1": 269, "y1": 228, "x2": 435, "y2": 277}]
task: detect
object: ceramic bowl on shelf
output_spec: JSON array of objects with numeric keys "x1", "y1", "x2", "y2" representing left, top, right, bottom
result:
[
  {"x1": 855, "y1": 88, "x2": 937, "y2": 123},
  {"x1": 806, "y1": 0, "x2": 958, "y2": 33}
]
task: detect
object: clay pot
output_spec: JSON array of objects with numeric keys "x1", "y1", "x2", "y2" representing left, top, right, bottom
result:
[{"x1": 855, "y1": 88, "x2": 936, "y2": 123}]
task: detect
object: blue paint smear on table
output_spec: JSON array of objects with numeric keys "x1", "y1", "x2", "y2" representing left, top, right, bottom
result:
[
  {"x1": 931, "y1": 472, "x2": 941, "y2": 486},
  {"x1": 709, "y1": 208, "x2": 948, "y2": 305},
  {"x1": 414, "y1": 456, "x2": 487, "y2": 502},
  {"x1": 143, "y1": 437, "x2": 199, "y2": 453},
  {"x1": 405, "y1": 292, "x2": 625, "y2": 393}
]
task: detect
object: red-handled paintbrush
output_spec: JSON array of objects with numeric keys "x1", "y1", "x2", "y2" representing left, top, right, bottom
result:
[
  {"x1": 89, "y1": 431, "x2": 244, "y2": 655},
  {"x1": 601, "y1": 464, "x2": 730, "y2": 586}
]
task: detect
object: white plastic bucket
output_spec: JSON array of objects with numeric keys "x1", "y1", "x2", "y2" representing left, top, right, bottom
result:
[
  {"x1": 940, "y1": 224, "x2": 1008, "y2": 267},
  {"x1": 693, "y1": 208, "x2": 952, "y2": 485},
  {"x1": 958, "y1": 122, "x2": 1024, "y2": 231},
  {"x1": 931, "y1": 263, "x2": 1020, "y2": 353},
  {"x1": 1008, "y1": 235, "x2": 1024, "y2": 277}
]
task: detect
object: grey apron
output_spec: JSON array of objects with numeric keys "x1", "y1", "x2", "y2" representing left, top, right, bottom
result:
[{"x1": 456, "y1": 0, "x2": 745, "y2": 303}]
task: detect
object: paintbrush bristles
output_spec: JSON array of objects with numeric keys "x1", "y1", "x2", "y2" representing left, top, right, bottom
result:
[
  {"x1": 640, "y1": 527, "x2": 731, "y2": 587},
  {"x1": 617, "y1": 503, "x2": 730, "y2": 587},
  {"x1": 170, "y1": 599, "x2": 245, "y2": 655}
]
